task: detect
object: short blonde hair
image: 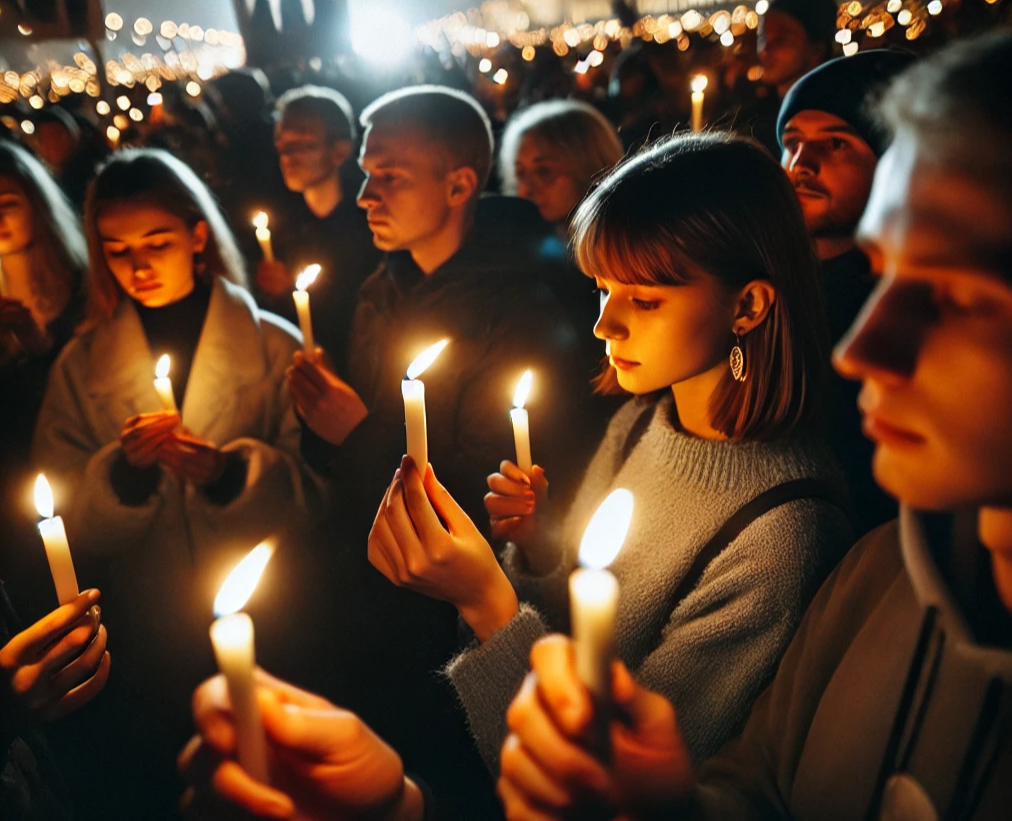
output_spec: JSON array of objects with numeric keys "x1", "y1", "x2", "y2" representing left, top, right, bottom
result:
[{"x1": 499, "y1": 100, "x2": 624, "y2": 197}]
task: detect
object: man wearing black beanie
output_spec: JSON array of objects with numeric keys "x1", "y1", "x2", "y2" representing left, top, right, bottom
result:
[{"x1": 779, "y1": 49, "x2": 915, "y2": 538}]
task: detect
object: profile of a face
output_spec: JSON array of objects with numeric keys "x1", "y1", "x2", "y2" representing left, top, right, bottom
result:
[
  {"x1": 834, "y1": 129, "x2": 1012, "y2": 512},
  {"x1": 97, "y1": 201, "x2": 207, "y2": 308},
  {"x1": 513, "y1": 133, "x2": 584, "y2": 226},
  {"x1": 0, "y1": 176, "x2": 35, "y2": 257}
]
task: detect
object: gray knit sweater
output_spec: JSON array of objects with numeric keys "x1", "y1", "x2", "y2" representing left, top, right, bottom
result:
[{"x1": 445, "y1": 395, "x2": 854, "y2": 772}]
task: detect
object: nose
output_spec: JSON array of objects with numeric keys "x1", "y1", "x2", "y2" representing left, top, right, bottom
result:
[
  {"x1": 516, "y1": 178, "x2": 535, "y2": 201},
  {"x1": 357, "y1": 176, "x2": 379, "y2": 210},
  {"x1": 787, "y1": 143, "x2": 818, "y2": 178},
  {"x1": 593, "y1": 292, "x2": 629, "y2": 342},
  {"x1": 833, "y1": 275, "x2": 936, "y2": 384},
  {"x1": 130, "y1": 249, "x2": 154, "y2": 278}
]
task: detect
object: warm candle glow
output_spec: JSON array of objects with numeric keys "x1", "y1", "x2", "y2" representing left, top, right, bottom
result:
[
  {"x1": 155, "y1": 354, "x2": 171, "y2": 380},
  {"x1": 513, "y1": 370, "x2": 533, "y2": 409},
  {"x1": 406, "y1": 339, "x2": 450, "y2": 380},
  {"x1": 34, "y1": 473, "x2": 54, "y2": 519},
  {"x1": 691, "y1": 74, "x2": 709, "y2": 93},
  {"x1": 252, "y1": 211, "x2": 269, "y2": 230},
  {"x1": 578, "y1": 489, "x2": 634, "y2": 570},
  {"x1": 295, "y1": 264, "x2": 321, "y2": 292},
  {"x1": 214, "y1": 543, "x2": 274, "y2": 618}
]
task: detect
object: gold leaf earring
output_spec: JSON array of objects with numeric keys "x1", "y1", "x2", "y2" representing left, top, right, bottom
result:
[{"x1": 730, "y1": 333, "x2": 746, "y2": 382}]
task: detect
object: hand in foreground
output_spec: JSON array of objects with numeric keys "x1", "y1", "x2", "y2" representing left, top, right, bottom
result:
[
  {"x1": 498, "y1": 635, "x2": 694, "y2": 821},
  {"x1": 0, "y1": 297, "x2": 49, "y2": 356},
  {"x1": 486, "y1": 460, "x2": 554, "y2": 569},
  {"x1": 286, "y1": 351, "x2": 368, "y2": 446},
  {"x1": 0, "y1": 589, "x2": 110, "y2": 734},
  {"x1": 159, "y1": 430, "x2": 229, "y2": 487},
  {"x1": 369, "y1": 456, "x2": 519, "y2": 642},
  {"x1": 120, "y1": 411, "x2": 181, "y2": 468},
  {"x1": 179, "y1": 671, "x2": 425, "y2": 821},
  {"x1": 255, "y1": 260, "x2": 293, "y2": 299}
]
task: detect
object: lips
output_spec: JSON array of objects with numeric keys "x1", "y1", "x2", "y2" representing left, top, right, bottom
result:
[
  {"x1": 133, "y1": 281, "x2": 161, "y2": 293},
  {"x1": 794, "y1": 186, "x2": 828, "y2": 199},
  {"x1": 861, "y1": 412, "x2": 924, "y2": 447},
  {"x1": 610, "y1": 356, "x2": 640, "y2": 371}
]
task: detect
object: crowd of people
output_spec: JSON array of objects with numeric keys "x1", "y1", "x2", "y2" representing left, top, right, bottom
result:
[{"x1": 0, "y1": 2, "x2": 1010, "y2": 820}]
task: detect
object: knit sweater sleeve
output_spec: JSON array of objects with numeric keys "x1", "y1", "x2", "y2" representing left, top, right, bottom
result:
[{"x1": 635, "y1": 498, "x2": 853, "y2": 764}]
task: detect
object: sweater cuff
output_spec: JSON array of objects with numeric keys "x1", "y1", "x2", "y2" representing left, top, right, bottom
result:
[
  {"x1": 109, "y1": 452, "x2": 161, "y2": 506},
  {"x1": 299, "y1": 418, "x2": 341, "y2": 476},
  {"x1": 444, "y1": 603, "x2": 548, "y2": 774},
  {"x1": 201, "y1": 451, "x2": 248, "y2": 506}
]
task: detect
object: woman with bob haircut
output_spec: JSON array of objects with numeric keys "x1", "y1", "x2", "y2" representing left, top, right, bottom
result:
[
  {"x1": 366, "y1": 131, "x2": 855, "y2": 770},
  {"x1": 31, "y1": 148, "x2": 319, "y2": 818}
]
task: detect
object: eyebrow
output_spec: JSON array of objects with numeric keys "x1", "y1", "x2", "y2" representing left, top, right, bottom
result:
[
  {"x1": 101, "y1": 228, "x2": 175, "y2": 241},
  {"x1": 783, "y1": 125, "x2": 862, "y2": 139}
]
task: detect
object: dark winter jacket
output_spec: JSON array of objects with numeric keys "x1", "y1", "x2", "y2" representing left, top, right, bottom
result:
[{"x1": 692, "y1": 507, "x2": 1012, "y2": 821}]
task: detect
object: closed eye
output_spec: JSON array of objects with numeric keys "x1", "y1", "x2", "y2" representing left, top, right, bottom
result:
[{"x1": 632, "y1": 298, "x2": 661, "y2": 310}]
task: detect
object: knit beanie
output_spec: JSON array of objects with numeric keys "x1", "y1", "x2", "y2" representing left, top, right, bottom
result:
[
  {"x1": 766, "y1": 0, "x2": 839, "y2": 46},
  {"x1": 777, "y1": 50, "x2": 917, "y2": 157}
]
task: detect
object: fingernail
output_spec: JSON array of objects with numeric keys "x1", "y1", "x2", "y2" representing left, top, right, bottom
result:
[
  {"x1": 394, "y1": 468, "x2": 401, "y2": 481},
  {"x1": 402, "y1": 454, "x2": 414, "y2": 471}
]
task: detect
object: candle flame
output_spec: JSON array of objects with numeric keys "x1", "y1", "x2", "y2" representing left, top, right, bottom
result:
[
  {"x1": 406, "y1": 338, "x2": 450, "y2": 380},
  {"x1": 295, "y1": 264, "x2": 321, "y2": 292},
  {"x1": 252, "y1": 211, "x2": 269, "y2": 230},
  {"x1": 214, "y1": 543, "x2": 274, "y2": 618},
  {"x1": 513, "y1": 370, "x2": 533, "y2": 409},
  {"x1": 691, "y1": 74, "x2": 708, "y2": 93},
  {"x1": 34, "y1": 474, "x2": 54, "y2": 519},
  {"x1": 155, "y1": 354, "x2": 171, "y2": 379},
  {"x1": 578, "y1": 489, "x2": 634, "y2": 570}
]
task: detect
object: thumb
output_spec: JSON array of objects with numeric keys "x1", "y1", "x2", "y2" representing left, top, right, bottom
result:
[
  {"x1": 423, "y1": 464, "x2": 472, "y2": 535},
  {"x1": 611, "y1": 661, "x2": 677, "y2": 742},
  {"x1": 260, "y1": 688, "x2": 362, "y2": 760}
]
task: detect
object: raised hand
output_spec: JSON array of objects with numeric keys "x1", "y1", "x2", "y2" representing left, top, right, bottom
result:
[
  {"x1": 286, "y1": 351, "x2": 368, "y2": 446},
  {"x1": 255, "y1": 260, "x2": 293, "y2": 299},
  {"x1": 368, "y1": 456, "x2": 519, "y2": 642},
  {"x1": 120, "y1": 411, "x2": 181, "y2": 468},
  {"x1": 159, "y1": 431, "x2": 228, "y2": 487}
]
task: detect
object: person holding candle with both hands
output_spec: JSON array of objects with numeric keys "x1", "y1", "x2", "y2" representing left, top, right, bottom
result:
[{"x1": 30, "y1": 148, "x2": 319, "y2": 820}]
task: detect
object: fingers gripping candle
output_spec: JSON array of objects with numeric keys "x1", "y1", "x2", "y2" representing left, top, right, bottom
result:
[
  {"x1": 210, "y1": 544, "x2": 274, "y2": 783},
  {"x1": 510, "y1": 370, "x2": 534, "y2": 475},
  {"x1": 35, "y1": 475, "x2": 80, "y2": 606},
  {"x1": 253, "y1": 211, "x2": 274, "y2": 262},
  {"x1": 401, "y1": 339, "x2": 450, "y2": 471},
  {"x1": 570, "y1": 489, "x2": 634, "y2": 701},
  {"x1": 293, "y1": 264, "x2": 321, "y2": 356},
  {"x1": 154, "y1": 354, "x2": 178, "y2": 414}
]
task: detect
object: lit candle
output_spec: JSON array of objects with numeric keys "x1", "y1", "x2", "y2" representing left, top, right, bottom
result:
[
  {"x1": 252, "y1": 212, "x2": 274, "y2": 262},
  {"x1": 34, "y1": 474, "x2": 79, "y2": 606},
  {"x1": 153, "y1": 354, "x2": 178, "y2": 414},
  {"x1": 209, "y1": 543, "x2": 274, "y2": 783},
  {"x1": 691, "y1": 74, "x2": 708, "y2": 133},
  {"x1": 292, "y1": 264, "x2": 320, "y2": 356},
  {"x1": 570, "y1": 488, "x2": 634, "y2": 701},
  {"x1": 510, "y1": 370, "x2": 534, "y2": 475},
  {"x1": 401, "y1": 339, "x2": 450, "y2": 470}
]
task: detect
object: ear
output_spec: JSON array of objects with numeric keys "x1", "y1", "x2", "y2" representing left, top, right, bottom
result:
[
  {"x1": 445, "y1": 167, "x2": 480, "y2": 209},
  {"x1": 732, "y1": 279, "x2": 777, "y2": 335},
  {"x1": 191, "y1": 220, "x2": 209, "y2": 255}
]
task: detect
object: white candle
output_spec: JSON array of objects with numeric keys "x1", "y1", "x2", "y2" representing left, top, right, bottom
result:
[
  {"x1": 510, "y1": 370, "x2": 533, "y2": 475},
  {"x1": 293, "y1": 264, "x2": 320, "y2": 356},
  {"x1": 569, "y1": 489, "x2": 634, "y2": 699},
  {"x1": 691, "y1": 75, "x2": 708, "y2": 133},
  {"x1": 210, "y1": 543, "x2": 274, "y2": 784},
  {"x1": 253, "y1": 211, "x2": 274, "y2": 262},
  {"x1": 34, "y1": 474, "x2": 79, "y2": 606},
  {"x1": 153, "y1": 354, "x2": 178, "y2": 414},
  {"x1": 401, "y1": 339, "x2": 450, "y2": 470}
]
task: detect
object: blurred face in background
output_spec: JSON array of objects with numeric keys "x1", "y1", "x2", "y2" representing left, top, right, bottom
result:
[
  {"x1": 513, "y1": 132, "x2": 585, "y2": 226},
  {"x1": 0, "y1": 176, "x2": 34, "y2": 257},
  {"x1": 758, "y1": 10, "x2": 824, "y2": 91},
  {"x1": 275, "y1": 115, "x2": 348, "y2": 193}
]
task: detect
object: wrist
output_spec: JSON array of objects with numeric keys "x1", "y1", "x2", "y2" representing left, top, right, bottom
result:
[{"x1": 458, "y1": 573, "x2": 519, "y2": 643}]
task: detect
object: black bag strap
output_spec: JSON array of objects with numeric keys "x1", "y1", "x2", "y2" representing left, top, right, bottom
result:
[
  {"x1": 666, "y1": 477, "x2": 851, "y2": 614},
  {"x1": 617, "y1": 400, "x2": 657, "y2": 467}
]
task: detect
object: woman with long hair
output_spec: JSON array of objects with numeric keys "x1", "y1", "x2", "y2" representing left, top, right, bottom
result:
[
  {"x1": 367, "y1": 132, "x2": 854, "y2": 771},
  {"x1": 31, "y1": 148, "x2": 319, "y2": 819}
]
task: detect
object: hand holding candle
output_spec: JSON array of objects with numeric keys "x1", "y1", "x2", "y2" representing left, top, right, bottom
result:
[
  {"x1": 510, "y1": 370, "x2": 534, "y2": 476},
  {"x1": 34, "y1": 474, "x2": 80, "y2": 606},
  {"x1": 691, "y1": 74, "x2": 708, "y2": 133},
  {"x1": 209, "y1": 543, "x2": 274, "y2": 783},
  {"x1": 153, "y1": 354, "x2": 178, "y2": 414},
  {"x1": 253, "y1": 211, "x2": 274, "y2": 262},
  {"x1": 401, "y1": 339, "x2": 449, "y2": 471},
  {"x1": 292, "y1": 264, "x2": 321, "y2": 357}
]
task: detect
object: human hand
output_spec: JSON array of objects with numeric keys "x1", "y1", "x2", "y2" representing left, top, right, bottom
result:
[
  {"x1": 179, "y1": 670, "x2": 425, "y2": 821},
  {"x1": 0, "y1": 589, "x2": 110, "y2": 735},
  {"x1": 286, "y1": 352, "x2": 368, "y2": 446},
  {"x1": 160, "y1": 430, "x2": 228, "y2": 486},
  {"x1": 486, "y1": 460, "x2": 550, "y2": 544},
  {"x1": 368, "y1": 456, "x2": 519, "y2": 642},
  {"x1": 120, "y1": 411, "x2": 181, "y2": 468},
  {"x1": 0, "y1": 297, "x2": 49, "y2": 355},
  {"x1": 256, "y1": 260, "x2": 293, "y2": 299},
  {"x1": 498, "y1": 635, "x2": 694, "y2": 821}
]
